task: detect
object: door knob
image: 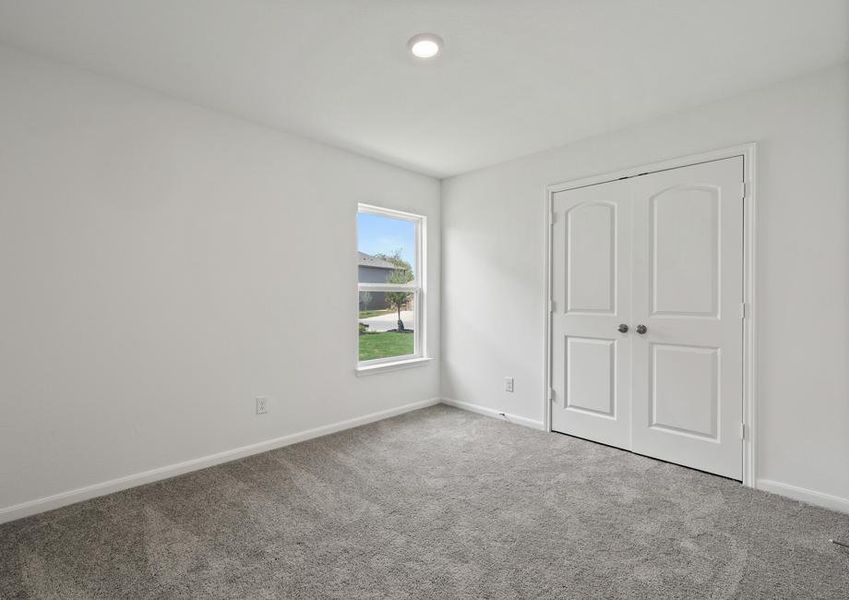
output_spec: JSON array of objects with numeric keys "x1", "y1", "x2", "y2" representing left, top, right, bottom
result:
[
  {"x1": 617, "y1": 323, "x2": 629, "y2": 333},
  {"x1": 636, "y1": 324, "x2": 647, "y2": 334}
]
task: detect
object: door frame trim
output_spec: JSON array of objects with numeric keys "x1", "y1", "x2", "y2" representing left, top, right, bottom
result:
[{"x1": 543, "y1": 143, "x2": 758, "y2": 487}]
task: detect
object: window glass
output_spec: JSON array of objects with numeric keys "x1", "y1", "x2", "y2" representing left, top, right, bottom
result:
[
  {"x1": 358, "y1": 291, "x2": 416, "y2": 361},
  {"x1": 357, "y1": 212, "x2": 416, "y2": 282}
]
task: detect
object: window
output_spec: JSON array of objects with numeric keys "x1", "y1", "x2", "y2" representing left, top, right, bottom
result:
[{"x1": 357, "y1": 204, "x2": 426, "y2": 370}]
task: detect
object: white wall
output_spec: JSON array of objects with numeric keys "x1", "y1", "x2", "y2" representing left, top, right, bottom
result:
[
  {"x1": 2, "y1": 43, "x2": 847, "y2": 521},
  {"x1": 442, "y1": 64, "x2": 849, "y2": 509},
  {"x1": 0, "y1": 46, "x2": 440, "y2": 517}
]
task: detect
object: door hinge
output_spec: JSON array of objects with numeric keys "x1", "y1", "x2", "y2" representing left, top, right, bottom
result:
[
  {"x1": 738, "y1": 423, "x2": 746, "y2": 440},
  {"x1": 549, "y1": 300, "x2": 556, "y2": 313},
  {"x1": 740, "y1": 181, "x2": 747, "y2": 200},
  {"x1": 739, "y1": 302, "x2": 747, "y2": 319},
  {"x1": 548, "y1": 388, "x2": 555, "y2": 402},
  {"x1": 550, "y1": 211, "x2": 557, "y2": 224}
]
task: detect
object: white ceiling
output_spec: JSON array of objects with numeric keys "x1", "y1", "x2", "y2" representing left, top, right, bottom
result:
[{"x1": 0, "y1": 0, "x2": 847, "y2": 178}]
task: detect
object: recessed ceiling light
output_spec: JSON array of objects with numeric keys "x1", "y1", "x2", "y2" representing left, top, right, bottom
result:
[{"x1": 408, "y1": 33, "x2": 443, "y2": 59}]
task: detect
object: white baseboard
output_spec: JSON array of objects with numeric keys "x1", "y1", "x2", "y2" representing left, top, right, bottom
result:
[
  {"x1": 440, "y1": 398, "x2": 546, "y2": 431},
  {"x1": 8, "y1": 398, "x2": 844, "y2": 524},
  {"x1": 0, "y1": 397, "x2": 440, "y2": 525},
  {"x1": 756, "y1": 479, "x2": 849, "y2": 515}
]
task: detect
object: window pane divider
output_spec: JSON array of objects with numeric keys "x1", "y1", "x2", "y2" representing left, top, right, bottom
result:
[{"x1": 357, "y1": 282, "x2": 419, "y2": 292}]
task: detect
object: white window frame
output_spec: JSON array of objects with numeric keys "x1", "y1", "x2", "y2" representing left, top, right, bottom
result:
[{"x1": 356, "y1": 204, "x2": 428, "y2": 372}]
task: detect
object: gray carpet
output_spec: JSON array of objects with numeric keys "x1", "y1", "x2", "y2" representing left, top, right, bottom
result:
[{"x1": 1, "y1": 405, "x2": 847, "y2": 599}]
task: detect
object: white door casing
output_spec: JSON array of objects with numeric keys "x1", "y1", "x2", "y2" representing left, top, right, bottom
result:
[{"x1": 549, "y1": 155, "x2": 745, "y2": 480}]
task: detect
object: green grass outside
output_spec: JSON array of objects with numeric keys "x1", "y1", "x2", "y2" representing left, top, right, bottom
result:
[
  {"x1": 359, "y1": 331, "x2": 414, "y2": 361},
  {"x1": 358, "y1": 308, "x2": 394, "y2": 319}
]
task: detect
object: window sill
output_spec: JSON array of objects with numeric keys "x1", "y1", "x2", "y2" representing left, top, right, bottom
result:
[{"x1": 355, "y1": 357, "x2": 433, "y2": 377}]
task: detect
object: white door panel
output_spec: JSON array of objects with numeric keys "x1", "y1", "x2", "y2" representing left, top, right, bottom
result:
[
  {"x1": 649, "y1": 343, "x2": 719, "y2": 440},
  {"x1": 650, "y1": 186, "x2": 719, "y2": 317},
  {"x1": 565, "y1": 336, "x2": 616, "y2": 417},
  {"x1": 566, "y1": 202, "x2": 616, "y2": 314},
  {"x1": 551, "y1": 180, "x2": 631, "y2": 448},
  {"x1": 550, "y1": 156, "x2": 744, "y2": 480}
]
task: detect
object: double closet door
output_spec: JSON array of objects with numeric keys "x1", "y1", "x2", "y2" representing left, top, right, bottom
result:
[{"x1": 550, "y1": 157, "x2": 744, "y2": 480}]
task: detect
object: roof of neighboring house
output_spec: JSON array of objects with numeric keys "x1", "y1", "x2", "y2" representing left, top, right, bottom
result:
[{"x1": 358, "y1": 252, "x2": 400, "y2": 270}]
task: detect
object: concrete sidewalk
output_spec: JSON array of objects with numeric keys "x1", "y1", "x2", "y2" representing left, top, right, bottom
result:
[{"x1": 359, "y1": 310, "x2": 414, "y2": 332}]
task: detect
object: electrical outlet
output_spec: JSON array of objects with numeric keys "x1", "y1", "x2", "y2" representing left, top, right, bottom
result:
[
  {"x1": 255, "y1": 396, "x2": 269, "y2": 415},
  {"x1": 505, "y1": 377, "x2": 514, "y2": 393}
]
